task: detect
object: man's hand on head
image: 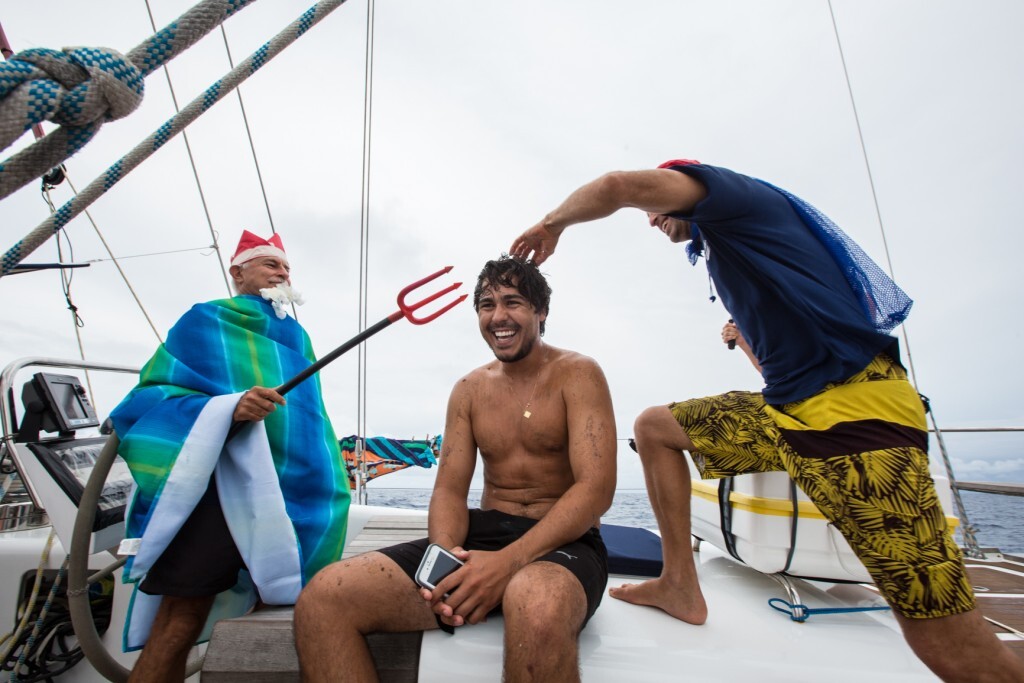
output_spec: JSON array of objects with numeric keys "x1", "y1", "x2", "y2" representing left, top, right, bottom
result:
[
  {"x1": 233, "y1": 386, "x2": 286, "y2": 422},
  {"x1": 510, "y1": 222, "x2": 560, "y2": 266}
]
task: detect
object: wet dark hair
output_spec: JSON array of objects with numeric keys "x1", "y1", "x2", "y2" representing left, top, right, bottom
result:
[{"x1": 473, "y1": 255, "x2": 552, "y2": 336}]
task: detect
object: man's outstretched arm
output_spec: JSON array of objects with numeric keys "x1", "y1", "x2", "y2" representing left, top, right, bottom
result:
[{"x1": 510, "y1": 168, "x2": 707, "y2": 265}]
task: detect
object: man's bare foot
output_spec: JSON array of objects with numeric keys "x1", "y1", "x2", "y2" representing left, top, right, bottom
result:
[{"x1": 608, "y1": 577, "x2": 708, "y2": 625}]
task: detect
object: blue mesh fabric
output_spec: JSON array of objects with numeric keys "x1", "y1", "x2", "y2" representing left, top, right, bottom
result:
[{"x1": 755, "y1": 180, "x2": 912, "y2": 334}]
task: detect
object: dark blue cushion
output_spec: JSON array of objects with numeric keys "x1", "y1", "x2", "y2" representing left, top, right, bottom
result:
[{"x1": 601, "y1": 523, "x2": 664, "y2": 577}]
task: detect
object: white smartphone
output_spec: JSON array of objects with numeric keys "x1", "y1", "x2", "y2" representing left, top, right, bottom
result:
[{"x1": 415, "y1": 543, "x2": 464, "y2": 591}]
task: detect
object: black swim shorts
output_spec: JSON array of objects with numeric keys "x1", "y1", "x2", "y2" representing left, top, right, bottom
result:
[
  {"x1": 139, "y1": 477, "x2": 247, "y2": 597},
  {"x1": 378, "y1": 508, "x2": 608, "y2": 628}
]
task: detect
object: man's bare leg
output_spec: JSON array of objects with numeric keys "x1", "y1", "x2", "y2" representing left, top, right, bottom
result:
[
  {"x1": 609, "y1": 405, "x2": 707, "y2": 625},
  {"x1": 127, "y1": 594, "x2": 214, "y2": 683},
  {"x1": 294, "y1": 552, "x2": 438, "y2": 683},
  {"x1": 897, "y1": 608, "x2": 1024, "y2": 682},
  {"x1": 502, "y1": 562, "x2": 587, "y2": 683}
]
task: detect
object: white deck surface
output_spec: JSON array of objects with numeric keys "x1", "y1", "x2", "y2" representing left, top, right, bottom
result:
[{"x1": 2, "y1": 502, "x2": 942, "y2": 682}]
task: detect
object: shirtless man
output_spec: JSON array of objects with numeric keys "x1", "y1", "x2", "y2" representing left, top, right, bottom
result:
[{"x1": 294, "y1": 256, "x2": 617, "y2": 683}]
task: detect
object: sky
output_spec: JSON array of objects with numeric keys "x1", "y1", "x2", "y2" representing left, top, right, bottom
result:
[{"x1": 1, "y1": 0, "x2": 1023, "y2": 492}]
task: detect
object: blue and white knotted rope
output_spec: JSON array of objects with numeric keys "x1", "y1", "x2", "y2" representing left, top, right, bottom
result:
[
  {"x1": 0, "y1": 0, "x2": 260, "y2": 202},
  {"x1": 0, "y1": 0, "x2": 347, "y2": 278}
]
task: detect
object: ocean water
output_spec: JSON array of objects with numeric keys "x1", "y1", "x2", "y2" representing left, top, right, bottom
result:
[{"x1": 366, "y1": 487, "x2": 1024, "y2": 554}]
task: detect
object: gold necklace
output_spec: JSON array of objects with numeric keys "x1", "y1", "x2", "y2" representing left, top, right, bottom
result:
[{"x1": 506, "y1": 351, "x2": 548, "y2": 419}]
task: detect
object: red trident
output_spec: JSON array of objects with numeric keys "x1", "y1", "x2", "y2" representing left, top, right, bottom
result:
[
  {"x1": 227, "y1": 266, "x2": 466, "y2": 441},
  {"x1": 390, "y1": 265, "x2": 466, "y2": 324}
]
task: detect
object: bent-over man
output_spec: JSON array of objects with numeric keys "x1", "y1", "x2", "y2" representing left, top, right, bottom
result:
[{"x1": 509, "y1": 160, "x2": 1024, "y2": 683}]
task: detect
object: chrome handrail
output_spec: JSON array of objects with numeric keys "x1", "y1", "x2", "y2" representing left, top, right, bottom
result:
[
  {"x1": 0, "y1": 357, "x2": 139, "y2": 441},
  {"x1": 0, "y1": 357, "x2": 138, "y2": 514}
]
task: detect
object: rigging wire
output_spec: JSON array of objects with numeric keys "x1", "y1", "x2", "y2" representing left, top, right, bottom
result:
[
  {"x1": 40, "y1": 182, "x2": 98, "y2": 408},
  {"x1": 143, "y1": 0, "x2": 232, "y2": 298},
  {"x1": 1, "y1": 0, "x2": 348, "y2": 278},
  {"x1": 83, "y1": 245, "x2": 218, "y2": 263},
  {"x1": 217, "y1": 26, "x2": 278, "y2": 237},
  {"x1": 827, "y1": 0, "x2": 983, "y2": 558},
  {"x1": 356, "y1": 0, "x2": 377, "y2": 504},
  {"x1": 4, "y1": 19, "x2": 161, "y2": 415},
  {"x1": 214, "y1": 23, "x2": 297, "y2": 321},
  {"x1": 826, "y1": 2, "x2": 913, "y2": 377},
  {"x1": 60, "y1": 175, "x2": 165, "y2": 345}
]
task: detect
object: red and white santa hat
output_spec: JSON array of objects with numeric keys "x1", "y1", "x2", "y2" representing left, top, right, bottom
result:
[{"x1": 230, "y1": 230, "x2": 288, "y2": 267}]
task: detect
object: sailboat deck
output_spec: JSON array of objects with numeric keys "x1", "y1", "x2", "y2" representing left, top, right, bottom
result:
[
  {"x1": 203, "y1": 515, "x2": 430, "y2": 682},
  {"x1": 965, "y1": 554, "x2": 1024, "y2": 659},
  {"x1": 201, "y1": 514, "x2": 1024, "y2": 681}
]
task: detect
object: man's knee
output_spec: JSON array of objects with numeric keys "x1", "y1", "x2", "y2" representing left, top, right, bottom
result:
[
  {"x1": 296, "y1": 561, "x2": 359, "y2": 626},
  {"x1": 503, "y1": 564, "x2": 586, "y2": 635},
  {"x1": 633, "y1": 405, "x2": 691, "y2": 452},
  {"x1": 296, "y1": 553, "x2": 434, "y2": 636},
  {"x1": 633, "y1": 405, "x2": 665, "y2": 439}
]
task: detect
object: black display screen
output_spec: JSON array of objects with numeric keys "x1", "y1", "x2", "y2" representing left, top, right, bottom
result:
[
  {"x1": 23, "y1": 372, "x2": 100, "y2": 436},
  {"x1": 51, "y1": 379, "x2": 90, "y2": 420}
]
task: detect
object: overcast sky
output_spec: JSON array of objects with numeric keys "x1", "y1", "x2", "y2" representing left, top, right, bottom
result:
[{"x1": 2, "y1": 0, "x2": 1023, "y2": 491}]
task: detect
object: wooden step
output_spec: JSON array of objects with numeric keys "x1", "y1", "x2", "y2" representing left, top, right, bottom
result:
[{"x1": 202, "y1": 516, "x2": 428, "y2": 682}]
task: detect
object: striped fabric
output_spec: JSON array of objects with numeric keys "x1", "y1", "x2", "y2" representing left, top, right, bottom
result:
[
  {"x1": 339, "y1": 435, "x2": 438, "y2": 488},
  {"x1": 110, "y1": 295, "x2": 350, "y2": 649}
]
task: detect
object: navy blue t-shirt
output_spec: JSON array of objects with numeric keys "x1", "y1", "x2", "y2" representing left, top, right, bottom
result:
[{"x1": 668, "y1": 164, "x2": 894, "y2": 404}]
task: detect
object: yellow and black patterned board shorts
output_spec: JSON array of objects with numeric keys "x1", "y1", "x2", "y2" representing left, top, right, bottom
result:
[{"x1": 669, "y1": 353, "x2": 975, "y2": 619}]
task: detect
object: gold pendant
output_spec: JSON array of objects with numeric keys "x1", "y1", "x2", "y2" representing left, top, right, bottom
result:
[{"x1": 523, "y1": 410, "x2": 532, "y2": 419}]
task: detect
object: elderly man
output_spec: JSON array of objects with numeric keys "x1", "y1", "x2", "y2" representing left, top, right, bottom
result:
[
  {"x1": 295, "y1": 256, "x2": 617, "y2": 683},
  {"x1": 110, "y1": 231, "x2": 350, "y2": 683},
  {"x1": 509, "y1": 160, "x2": 1024, "y2": 683}
]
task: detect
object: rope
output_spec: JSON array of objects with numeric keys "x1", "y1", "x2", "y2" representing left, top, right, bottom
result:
[
  {"x1": 984, "y1": 616, "x2": 1024, "y2": 639},
  {"x1": 12, "y1": 559, "x2": 68, "y2": 681},
  {"x1": 0, "y1": 0, "x2": 349, "y2": 279},
  {"x1": 921, "y1": 396, "x2": 985, "y2": 559},
  {"x1": 0, "y1": 529, "x2": 56, "y2": 664},
  {"x1": 768, "y1": 597, "x2": 891, "y2": 623},
  {"x1": 0, "y1": 0, "x2": 261, "y2": 201}
]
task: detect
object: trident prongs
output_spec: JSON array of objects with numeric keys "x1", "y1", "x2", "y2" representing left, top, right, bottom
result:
[
  {"x1": 227, "y1": 266, "x2": 468, "y2": 441},
  {"x1": 392, "y1": 265, "x2": 468, "y2": 325}
]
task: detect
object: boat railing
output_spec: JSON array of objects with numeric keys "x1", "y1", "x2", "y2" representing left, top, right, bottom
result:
[{"x1": 929, "y1": 426, "x2": 1024, "y2": 497}]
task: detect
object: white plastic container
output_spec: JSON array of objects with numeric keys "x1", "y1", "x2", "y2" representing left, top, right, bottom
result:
[{"x1": 689, "y1": 467, "x2": 957, "y2": 582}]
